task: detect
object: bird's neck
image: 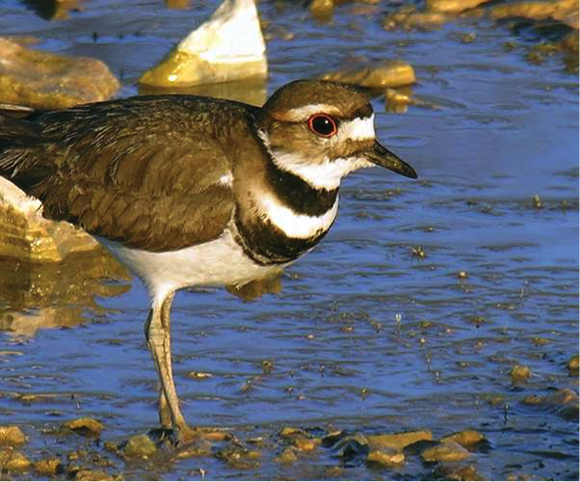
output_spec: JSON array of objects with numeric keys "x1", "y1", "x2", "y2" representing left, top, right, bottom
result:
[{"x1": 232, "y1": 130, "x2": 340, "y2": 266}]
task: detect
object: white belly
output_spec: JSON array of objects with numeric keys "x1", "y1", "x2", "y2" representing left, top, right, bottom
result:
[{"x1": 98, "y1": 228, "x2": 288, "y2": 308}]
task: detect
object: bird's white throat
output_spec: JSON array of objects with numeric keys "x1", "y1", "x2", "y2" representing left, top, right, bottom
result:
[{"x1": 258, "y1": 114, "x2": 376, "y2": 191}]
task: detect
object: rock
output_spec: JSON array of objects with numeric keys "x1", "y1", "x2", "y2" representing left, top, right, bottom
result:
[
  {"x1": 367, "y1": 430, "x2": 433, "y2": 451},
  {"x1": 0, "y1": 449, "x2": 32, "y2": 472},
  {"x1": 63, "y1": 418, "x2": 104, "y2": 437},
  {"x1": 140, "y1": 0, "x2": 267, "y2": 87},
  {"x1": 320, "y1": 60, "x2": 416, "y2": 89},
  {"x1": 384, "y1": 8, "x2": 450, "y2": 31},
  {"x1": 441, "y1": 429, "x2": 486, "y2": 448},
  {"x1": 33, "y1": 457, "x2": 63, "y2": 476},
  {"x1": 275, "y1": 447, "x2": 298, "y2": 464},
  {"x1": 73, "y1": 469, "x2": 114, "y2": 481},
  {"x1": 367, "y1": 448, "x2": 405, "y2": 467},
  {"x1": 426, "y1": 0, "x2": 491, "y2": 14},
  {"x1": 291, "y1": 437, "x2": 320, "y2": 452},
  {"x1": 421, "y1": 441, "x2": 471, "y2": 463},
  {"x1": 569, "y1": 354, "x2": 579, "y2": 375},
  {"x1": 215, "y1": 439, "x2": 260, "y2": 469},
  {"x1": 386, "y1": 87, "x2": 413, "y2": 113},
  {"x1": 0, "y1": 426, "x2": 26, "y2": 447},
  {"x1": 510, "y1": 364, "x2": 531, "y2": 384},
  {"x1": 0, "y1": 37, "x2": 119, "y2": 109},
  {"x1": 0, "y1": 178, "x2": 101, "y2": 262},
  {"x1": 560, "y1": 30, "x2": 579, "y2": 52},
  {"x1": 310, "y1": 0, "x2": 335, "y2": 19},
  {"x1": 489, "y1": 0, "x2": 579, "y2": 29},
  {"x1": 122, "y1": 434, "x2": 157, "y2": 458},
  {"x1": 435, "y1": 464, "x2": 486, "y2": 481}
]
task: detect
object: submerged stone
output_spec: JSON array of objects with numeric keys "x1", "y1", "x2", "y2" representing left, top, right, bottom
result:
[
  {"x1": 73, "y1": 468, "x2": 114, "y2": 481},
  {"x1": 0, "y1": 37, "x2": 119, "y2": 109},
  {"x1": 0, "y1": 449, "x2": 32, "y2": 472},
  {"x1": 63, "y1": 418, "x2": 104, "y2": 437},
  {"x1": 33, "y1": 457, "x2": 63, "y2": 476},
  {"x1": 421, "y1": 441, "x2": 471, "y2": 463},
  {"x1": 568, "y1": 354, "x2": 579, "y2": 375},
  {"x1": 367, "y1": 448, "x2": 405, "y2": 467},
  {"x1": 122, "y1": 434, "x2": 157, "y2": 458},
  {"x1": 140, "y1": 0, "x2": 267, "y2": 87},
  {"x1": 0, "y1": 426, "x2": 26, "y2": 447},
  {"x1": 320, "y1": 60, "x2": 416, "y2": 88},
  {"x1": 510, "y1": 364, "x2": 531, "y2": 384},
  {"x1": 441, "y1": 429, "x2": 486, "y2": 448}
]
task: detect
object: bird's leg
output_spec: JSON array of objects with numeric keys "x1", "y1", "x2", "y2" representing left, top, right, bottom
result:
[{"x1": 145, "y1": 292, "x2": 197, "y2": 445}]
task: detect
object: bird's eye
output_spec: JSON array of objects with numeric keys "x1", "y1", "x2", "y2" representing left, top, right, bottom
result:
[{"x1": 307, "y1": 114, "x2": 338, "y2": 138}]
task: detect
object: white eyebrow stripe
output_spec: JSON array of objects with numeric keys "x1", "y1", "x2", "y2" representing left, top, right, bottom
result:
[
  {"x1": 283, "y1": 104, "x2": 342, "y2": 122},
  {"x1": 334, "y1": 114, "x2": 375, "y2": 142}
]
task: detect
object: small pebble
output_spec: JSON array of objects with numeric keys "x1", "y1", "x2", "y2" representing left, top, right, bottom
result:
[
  {"x1": 0, "y1": 426, "x2": 26, "y2": 447},
  {"x1": 568, "y1": 354, "x2": 579, "y2": 375},
  {"x1": 510, "y1": 364, "x2": 531, "y2": 384},
  {"x1": 275, "y1": 447, "x2": 298, "y2": 464},
  {"x1": 74, "y1": 469, "x2": 114, "y2": 481}
]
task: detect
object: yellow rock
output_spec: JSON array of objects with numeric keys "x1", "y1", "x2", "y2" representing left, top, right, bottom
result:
[
  {"x1": 74, "y1": 469, "x2": 114, "y2": 481},
  {"x1": 569, "y1": 354, "x2": 579, "y2": 374},
  {"x1": 0, "y1": 426, "x2": 26, "y2": 447},
  {"x1": 421, "y1": 441, "x2": 471, "y2": 462},
  {"x1": 0, "y1": 178, "x2": 100, "y2": 262},
  {"x1": 122, "y1": 434, "x2": 157, "y2": 458},
  {"x1": 63, "y1": 418, "x2": 104, "y2": 437},
  {"x1": 320, "y1": 60, "x2": 416, "y2": 88},
  {"x1": 426, "y1": 0, "x2": 491, "y2": 14},
  {"x1": 0, "y1": 449, "x2": 31, "y2": 472},
  {"x1": 510, "y1": 364, "x2": 531, "y2": 384},
  {"x1": 490, "y1": 0, "x2": 579, "y2": 29},
  {"x1": 441, "y1": 429, "x2": 485, "y2": 447},
  {"x1": 34, "y1": 457, "x2": 63, "y2": 475},
  {"x1": 140, "y1": 0, "x2": 267, "y2": 87},
  {"x1": 367, "y1": 448, "x2": 405, "y2": 467},
  {"x1": 0, "y1": 37, "x2": 119, "y2": 109},
  {"x1": 367, "y1": 430, "x2": 432, "y2": 451}
]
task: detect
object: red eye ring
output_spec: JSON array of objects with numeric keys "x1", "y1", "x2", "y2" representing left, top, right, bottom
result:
[{"x1": 307, "y1": 114, "x2": 338, "y2": 138}]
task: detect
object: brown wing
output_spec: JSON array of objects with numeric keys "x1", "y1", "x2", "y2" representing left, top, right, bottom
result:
[{"x1": 0, "y1": 95, "x2": 249, "y2": 252}]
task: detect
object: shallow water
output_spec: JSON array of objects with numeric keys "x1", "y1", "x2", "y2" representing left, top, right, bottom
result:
[{"x1": 0, "y1": 1, "x2": 578, "y2": 480}]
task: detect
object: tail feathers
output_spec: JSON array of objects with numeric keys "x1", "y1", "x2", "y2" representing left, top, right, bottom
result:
[{"x1": 0, "y1": 112, "x2": 47, "y2": 192}]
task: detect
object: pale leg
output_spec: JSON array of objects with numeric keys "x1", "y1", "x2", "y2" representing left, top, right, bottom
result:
[{"x1": 145, "y1": 292, "x2": 197, "y2": 444}]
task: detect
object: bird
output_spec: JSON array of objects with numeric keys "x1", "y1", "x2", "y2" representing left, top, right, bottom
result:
[{"x1": 0, "y1": 79, "x2": 417, "y2": 446}]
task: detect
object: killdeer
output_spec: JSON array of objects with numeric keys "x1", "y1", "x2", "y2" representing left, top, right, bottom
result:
[{"x1": 0, "y1": 79, "x2": 417, "y2": 445}]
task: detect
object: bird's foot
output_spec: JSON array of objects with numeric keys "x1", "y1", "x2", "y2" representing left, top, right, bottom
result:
[{"x1": 149, "y1": 425, "x2": 230, "y2": 450}]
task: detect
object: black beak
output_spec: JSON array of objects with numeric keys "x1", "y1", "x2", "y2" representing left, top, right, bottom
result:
[{"x1": 364, "y1": 140, "x2": 418, "y2": 179}]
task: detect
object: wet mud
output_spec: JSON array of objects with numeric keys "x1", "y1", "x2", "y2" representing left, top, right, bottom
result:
[{"x1": 0, "y1": 0, "x2": 578, "y2": 480}]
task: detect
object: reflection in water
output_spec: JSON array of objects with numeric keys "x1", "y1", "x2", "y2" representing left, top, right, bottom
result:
[
  {"x1": 0, "y1": 247, "x2": 130, "y2": 337},
  {"x1": 165, "y1": 0, "x2": 191, "y2": 9},
  {"x1": 20, "y1": 0, "x2": 83, "y2": 21},
  {"x1": 139, "y1": 78, "x2": 268, "y2": 107}
]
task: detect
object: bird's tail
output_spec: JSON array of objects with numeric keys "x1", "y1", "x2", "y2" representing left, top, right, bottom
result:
[{"x1": 0, "y1": 107, "x2": 49, "y2": 194}]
